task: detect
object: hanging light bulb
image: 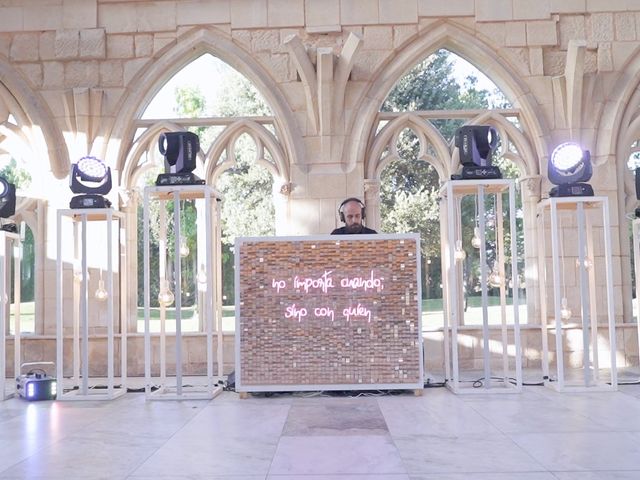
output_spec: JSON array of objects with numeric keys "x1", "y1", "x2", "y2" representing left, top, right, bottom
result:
[
  {"x1": 488, "y1": 263, "x2": 503, "y2": 288},
  {"x1": 197, "y1": 264, "x2": 208, "y2": 292},
  {"x1": 95, "y1": 279, "x2": 108, "y2": 301},
  {"x1": 94, "y1": 269, "x2": 108, "y2": 301},
  {"x1": 158, "y1": 279, "x2": 175, "y2": 307},
  {"x1": 485, "y1": 213, "x2": 496, "y2": 228},
  {"x1": 471, "y1": 227, "x2": 482, "y2": 249},
  {"x1": 179, "y1": 238, "x2": 190, "y2": 257},
  {"x1": 575, "y1": 257, "x2": 593, "y2": 269},
  {"x1": 454, "y1": 240, "x2": 466, "y2": 261},
  {"x1": 560, "y1": 297, "x2": 572, "y2": 320}
]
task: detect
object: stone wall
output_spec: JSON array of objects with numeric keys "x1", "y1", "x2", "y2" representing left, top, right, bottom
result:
[{"x1": 1, "y1": 0, "x2": 640, "y2": 381}]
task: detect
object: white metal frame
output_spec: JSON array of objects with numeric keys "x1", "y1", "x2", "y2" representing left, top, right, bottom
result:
[
  {"x1": 1, "y1": 231, "x2": 20, "y2": 400},
  {"x1": 56, "y1": 208, "x2": 126, "y2": 400},
  {"x1": 537, "y1": 196, "x2": 617, "y2": 392},
  {"x1": 632, "y1": 219, "x2": 640, "y2": 375},
  {"x1": 440, "y1": 179, "x2": 522, "y2": 394},
  {"x1": 143, "y1": 185, "x2": 223, "y2": 400}
]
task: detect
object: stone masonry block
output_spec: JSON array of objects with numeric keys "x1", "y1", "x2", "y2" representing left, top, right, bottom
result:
[
  {"x1": 341, "y1": 0, "x2": 378, "y2": 25},
  {"x1": 476, "y1": 0, "x2": 512, "y2": 22},
  {"x1": 305, "y1": 0, "x2": 340, "y2": 27},
  {"x1": 393, "y1": 25, "x2": 418, "y2": 49},
  {"x1": 559, "y1": 14, "x2": 586, "y2": 49},
  {"x1": 268, "y1": 0, "x2": 304, "y2": 27},
  {"x1": 513, "y1": 0, "x2": 551, "y2": 20},
  {"x1": 597, "y1": 42, "x2": 613, "y2": 72},
  {"x1": 0, "y1": 8, "x2": 23, "y2": 32},
  {"x1": 363, "y1": 25, "x2": 392, "y2": 50},
  {"x1": 526, "y1": 20, "x2": 558, "y2": 46},
  {"x1": 176, "y1": 0, "x2": 231, "y2": 25},
  {"x1": 65, "y1": 60, "x2": 100, "y2": 87},
  {"x1": 506, "y1": 22, "x2": 527, "y2": 46},
  {"x1": 251, "y1": 30, "x2": 281, "y2": 53},
  {"x1": 0, "y1": 35, "x2": 10, "y2": 58},
  {"x1": 379, "y1": 0, "x2": 417, "y2": 24},
  {"x1": 588, "y1": 13, "x2": 614, "y2": 42},
  {"x1": 614, "y1": 12, "x2": 636, "y2": 41},
  {"x1": 39, "y1": 31, "x2": 57, "y2": 61},
  {"x1": 123, "y1": 58, "x2": 147, "y2": 85},
  {"x1": 107, "y1": 35, "x2": 134, "y2": 59},
  {"x1": 232, "y1": 30, "x2": 252, "y2": 51},
  {"x1": 588, "y1": 0, "x2": 630, "y2": 12},
  {"x1": 476, "y1": 21, "x2": 505, "y2": 45},
  {"x1": 98, "y1": 3, "x2": 137, "y2": 34},
  {"x1": 99, "y1": 60, "x2": 124, "y2": 87},
  {"x1": 43, "y1": 61, "x2": 65, "y2": 88},
  {"x1": 135, "y1": 34, "x2": 153, "y2": 57},
  {"x1": 18, "y1": 63, "x2": 43, "y2": 88},
  {"x1": 23, "y1": 5, "x2": 63, "y2": 30},
  {"x1": 417, "y1": 0, "x2": 474, "y2": 17},
  {"x1": 55, "y1": 29, "x2": 79, "y2": 59},
  {"x1": 550, "y1": 0, "x2": 586, "y2": 13},
  {"x1": 230, "y1": 0, "x2": 268, "y2": 29},
  {"x1": 529, "y1": 47, "x2": 545, "y2": 75},
  {"x1": 543, "y1": 49, "x2": 566, "y2": 76},
  {"x1": 63, "y1": 0, "x2": 98, "y2": 29},
  {"x1": 153, "y1": 32, "x2": 176, "y2": 55},
  {"x1": 10, "y1": 33, "x2": 39, "y2": 62},
  {"x1": 80, "y1": 28, "x2": 106, "y2": 59},
  {"x1": 137, "y1": 2, "x2": 177, "y2": 32}
]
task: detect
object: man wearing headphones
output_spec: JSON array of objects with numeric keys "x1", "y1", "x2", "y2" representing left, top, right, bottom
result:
[{"x1": 331, "y1": 197, "x2": 378, "y2": 235}]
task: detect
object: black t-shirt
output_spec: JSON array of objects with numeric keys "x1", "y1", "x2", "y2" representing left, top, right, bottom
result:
[{"x1": 330, "y1": 226, "x2": 378, "y2": 235}]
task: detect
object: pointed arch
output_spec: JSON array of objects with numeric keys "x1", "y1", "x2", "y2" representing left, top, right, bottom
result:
[
  {"x1": 366, "y1": 112, "x2": 452, "y2": 181},
  {"x1": 350, "y1": 21, "x2": 548, "y2": 178},
  {"x1": 107, "y1": 27, "x2": 301, "y2": 178},
  {"x1": 205, "y1": 119, "x2": 289, "y2": 188},
  {"x1": 0, "y1": 66, "x2": 68, "y2": 179}
]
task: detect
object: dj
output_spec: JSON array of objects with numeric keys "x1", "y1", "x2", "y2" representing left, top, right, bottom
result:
[{"x1": 330, "y1": 197, "x2": 378, "y2": 235}]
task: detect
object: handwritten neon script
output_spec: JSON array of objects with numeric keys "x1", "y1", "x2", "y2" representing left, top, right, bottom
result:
[
  {"x1": 272, "y1": 270, "x2": 384, "y2": 293},
  {"x1": 284, "y1": 303, "x2": 372, "y2": 322}
]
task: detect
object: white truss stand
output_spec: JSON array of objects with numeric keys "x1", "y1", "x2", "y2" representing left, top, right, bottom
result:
[
  {"x1": 537, "y1": 196, "x2": 616, "y2": 392},
  {"x1": 632, "y1": 219, "x2": 640, "y2": 375},
  {"x1": 143, "y1": 185, "x2": 223, "y2": 400},
  {"x1": 1, "y1": 230, "x2": 20, "y2": 400},
  {"x1": 440, "y1": 179, "x2": 522, "y2": 394},
  {"x1": 56, "y1": 209, "x2": 127, "y2": 401}
]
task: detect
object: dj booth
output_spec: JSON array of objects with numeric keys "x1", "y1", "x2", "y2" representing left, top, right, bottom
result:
[{"x1": 234, "y1": 234, "x2": 423, "y2": 392}]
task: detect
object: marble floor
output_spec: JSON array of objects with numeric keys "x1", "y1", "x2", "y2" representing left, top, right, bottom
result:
[{"x1": 2, "y1": 382, "x2": 640, "y2": 479}]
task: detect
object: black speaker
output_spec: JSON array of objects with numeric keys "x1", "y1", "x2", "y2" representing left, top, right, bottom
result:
[{"x1": 338, "y1": 197, "x2": 365, "y2": 223}]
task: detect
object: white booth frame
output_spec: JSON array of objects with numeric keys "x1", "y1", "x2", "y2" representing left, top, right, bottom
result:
[
  {"x1": 143, "y1": 185, "x2": 223, "y2": 401},
  {"x1": 440, "y1": 179, "x2": 523, "y2": 394},
  {"x1": 1, "y1": 230, "x2": 21, "y2": 400},
  {"x1": 56, "y1": 208, "x2": 127, "y2": 401},
  {"x1": 537, "y1": 196, "x2": 617, "y2": 392}
]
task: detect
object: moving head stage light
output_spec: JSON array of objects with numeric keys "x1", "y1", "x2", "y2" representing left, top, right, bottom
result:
[
  {"x1": 0, "y1": 176, "x2": 17, "y2": 232},
  {"x1": 69, "y1": 156, "x2": 112, "y2": 209},
  {"x1": 548, "y1": 142, "x2": 593, "y2": 197},
  {"x1": 156, "y1": 131, "x2": 205, "y2": 186},
  {"x1": 452, "y1": 125, "x2": 502, "y2": 180}
]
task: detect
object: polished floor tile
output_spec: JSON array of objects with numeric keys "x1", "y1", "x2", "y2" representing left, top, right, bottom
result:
[{"x1": 2, "y1": 385, "x2": 640, "y2": 478}]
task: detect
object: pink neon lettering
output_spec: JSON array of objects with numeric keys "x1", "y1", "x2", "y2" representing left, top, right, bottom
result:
[
  {"x1": 272, "y1": 278, "x2": 286, "y2": 293},
  {"x1": 285, "y1": 304, "x2": 307, "y2": 322},
  {"x1": 342, "y1": 304, "x2": 372, "y2": 322},
  {"x1": 314, "y1": 306, "x2": 335, "y2": 322},
  {"x1": 293, "y1": 270, "x2": 335, "y2": 294},
  {"x1": 340, "y1": 270, "x2": 384, "y2": 292}
]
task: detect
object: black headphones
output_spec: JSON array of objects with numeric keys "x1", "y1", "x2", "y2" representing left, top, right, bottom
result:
[{"x1": 338, "y1": 197, "x2": 366, "y2": 223}]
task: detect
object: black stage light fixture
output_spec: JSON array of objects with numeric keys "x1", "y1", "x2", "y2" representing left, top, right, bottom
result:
[
  {"x1": 0, "y1": 176, "x2": 17, "y2": 232},
  {"x1": 634, "y1": 166, "x2": 640, "y2": 218},
  {"x1": 69, "y1": 156, "x2": 112, "y2": 209},
  {"x1": 155, "y1": 131, "x2": 205, "y2": 186},
  {"x1": 548, "y1": 142, "x2": 593, "y2": 197},
  {"x1": 452, "y1": 125, "x2": 502, "y2": 180}
]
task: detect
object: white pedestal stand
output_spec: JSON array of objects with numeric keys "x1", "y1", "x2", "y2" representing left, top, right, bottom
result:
[
  {"x1": 537, "y1": 196, "x2": 616, "y2": 392},
  {"x1": 143, "y1": 185, "x2": 223, "y2": 400},
  {"x1": 56, "y1": 209, "x2": 126, "y2": 400},
  {"x1": 1, "y1": 230, "x2": 20, "y2": 400},
  {"x1": 440, "y1": 179, "x2": 522, "y2": 394}
]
